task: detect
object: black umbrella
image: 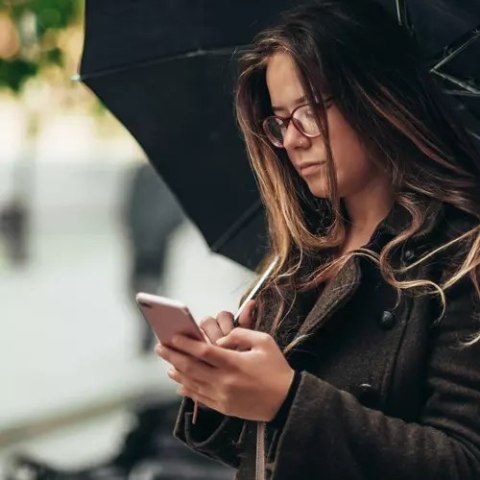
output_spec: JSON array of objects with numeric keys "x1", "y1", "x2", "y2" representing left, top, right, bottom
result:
[
  {"x1": 377, "y1": 0, "x2": 480, "y2": 145},
  {"x1": 79, "y1": 0, "x2": 480, "y2": 271},
  {"x1": 79, "y1": 0, "x2": 299, "y2": 271}
]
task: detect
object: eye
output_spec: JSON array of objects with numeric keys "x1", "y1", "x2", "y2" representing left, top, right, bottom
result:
[
  {"x1": 296, "y1": 106, "x2": 317, "y2": 122},
  {"x1": 272, "y1": 117, "x2": 287, "y2": 130},
  {"x1": 324, "y1": 96, "x2": 334, "y2": 108}
]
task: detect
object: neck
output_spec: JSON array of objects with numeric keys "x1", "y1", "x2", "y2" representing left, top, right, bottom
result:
[{"x1": 342, "y1": 177, "x2": 394, "y2": 237}]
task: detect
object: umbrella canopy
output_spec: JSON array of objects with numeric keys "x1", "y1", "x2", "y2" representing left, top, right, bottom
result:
[
  {"x1": 80, "y1": 0, "x2": 299, "y2": 270},
  {"x1": 377, "y1": 0, "x2": 480, "y2": 144},
  {"x1": 79, "y1": 0, "x2": 480, "y2": 270}
]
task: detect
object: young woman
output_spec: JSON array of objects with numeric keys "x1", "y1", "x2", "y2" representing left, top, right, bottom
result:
[{"x1": 156, "y1": 1, "x2": 480, "y2": 478}]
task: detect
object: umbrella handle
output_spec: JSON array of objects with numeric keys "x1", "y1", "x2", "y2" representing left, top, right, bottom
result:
[{"x1": 233, "y1": 256, "x2": 279, "y2": 327}]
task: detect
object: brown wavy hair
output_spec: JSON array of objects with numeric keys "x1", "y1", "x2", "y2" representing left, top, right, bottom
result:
[{"x1": 235, "y1": 0, "x2": 480, "y2": 349}]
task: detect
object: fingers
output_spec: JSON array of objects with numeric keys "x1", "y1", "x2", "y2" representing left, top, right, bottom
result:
[
  {"x1": 155, "y1": 343, "x2": 218, "y2": 381},
  {"x1": 238, "y1": 300, "x2": 257, "y2": 329},
  {"x1": 216, "y1": 327, "x2": 269, "y2": 351},
  {"x1": 199, "y1": 316, "x2": 223, "y2": 344},
  {"x1": 168, "y1": 334, "x2": 237, "y2": 368},
  {"x1": 199, "y1": 311, "x2": 234, "y2": 344},
  {"x1": 216, "y1": 311, "x2": 235, "y2": 336},
  {"x1": 168, "y1": 367, "x2": 216, "y2": 403},
  {"x1": 179, "y1": 385, "x2": 216, "y2": 410}
]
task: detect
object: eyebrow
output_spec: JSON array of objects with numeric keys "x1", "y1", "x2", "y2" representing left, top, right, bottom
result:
[{"x1": 271, "y1": 96, "x2": 308, "y2": 113}]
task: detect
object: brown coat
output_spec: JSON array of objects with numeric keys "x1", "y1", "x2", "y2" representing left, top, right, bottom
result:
[{"x1": 173, "y1": 200, "x2": 480, "y2": 479}]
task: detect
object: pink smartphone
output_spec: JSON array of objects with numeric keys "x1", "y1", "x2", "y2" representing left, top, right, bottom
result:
[
  {"x1": 136, "y1": 292, "x2": 205, "y2": 424},
  {"x1": 135, "y1": 292, "x2": 207, "y2": 346}
]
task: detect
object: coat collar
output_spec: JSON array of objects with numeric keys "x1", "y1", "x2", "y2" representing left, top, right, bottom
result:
[
  {"x1": 291, "y1": 198, "x2": 444, "y2": 344},
  {"x1": 294, "y1": 253, "x2": 361, "y2": 340},
  {"x1": 379, "y1": 197, "x2": 443, "y2": 239}
]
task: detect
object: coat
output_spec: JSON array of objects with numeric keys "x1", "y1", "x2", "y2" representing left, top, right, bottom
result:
[{"x1": 173, "y1": 199, "x2": 480, "y2": 479}]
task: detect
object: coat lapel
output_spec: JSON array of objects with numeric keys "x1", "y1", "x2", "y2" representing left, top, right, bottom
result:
[
  {"x1": 294, "y1": 255, "x2": 362, "y2": 340},
  {"x1": 288, "y1": 198, "x2": 444, "y2": 345}
]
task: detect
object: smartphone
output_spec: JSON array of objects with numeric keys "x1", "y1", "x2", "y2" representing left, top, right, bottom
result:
[
  {"x1": 135, "y1": 292, "x2": 207, "y2": 346},
  {"x1": 136, "y1": 292, "x2": 204, "y2": 424}
]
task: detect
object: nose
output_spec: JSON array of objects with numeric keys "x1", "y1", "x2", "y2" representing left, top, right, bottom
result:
[{"x1": 282, "y1": 120, "x2": 310, "y2": 150}]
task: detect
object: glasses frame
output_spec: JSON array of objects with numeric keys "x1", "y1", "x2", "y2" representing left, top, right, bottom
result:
[{"x1": 261, "y1": 97, "x2": 333, "y2": 148}]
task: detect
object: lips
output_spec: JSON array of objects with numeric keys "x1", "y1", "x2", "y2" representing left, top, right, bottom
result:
[{"x1": 297, "y1": 161, "x2": 326, "y2": 176}]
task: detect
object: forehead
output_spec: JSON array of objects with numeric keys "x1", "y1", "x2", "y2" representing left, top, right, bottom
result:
[{"x1": 265, "y1": 52, "x2": 306, "y2": 110}]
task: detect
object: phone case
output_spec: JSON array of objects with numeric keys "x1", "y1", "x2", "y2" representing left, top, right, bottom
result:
[{"x1": 135, "y1": 292, "x2": 205, "y2": 345}]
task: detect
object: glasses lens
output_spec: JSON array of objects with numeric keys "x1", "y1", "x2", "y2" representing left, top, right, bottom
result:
[
  {"x1": 263, "y1": 117, "x2": 285, "y2": 147},
  {"x1": 293, "y1": 105, "x2": 320, "y2": 136}
]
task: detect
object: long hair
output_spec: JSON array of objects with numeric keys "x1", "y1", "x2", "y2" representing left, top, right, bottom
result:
[{"x1": 235, "y1": 0, "x2": 480, "y2": 348}]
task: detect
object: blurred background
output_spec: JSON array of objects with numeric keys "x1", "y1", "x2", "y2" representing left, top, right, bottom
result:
[{"x1": 0, "y1": 1, "x2": 253, "y2": 478}]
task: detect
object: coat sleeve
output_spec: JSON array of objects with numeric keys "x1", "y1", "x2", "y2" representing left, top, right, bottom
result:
[
  {"x1": 269, "y1": 280, "x2": 480, "y2": 480},
  {"x1": 173, "y1": 396, "x2": 245, "y2": 469}
]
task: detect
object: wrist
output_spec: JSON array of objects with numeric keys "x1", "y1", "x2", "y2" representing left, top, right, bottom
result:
[{"x1": 268, "y1": 369, "x2": 298, "y2": 423}]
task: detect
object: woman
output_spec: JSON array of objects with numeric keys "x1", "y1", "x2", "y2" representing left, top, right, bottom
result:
[{"x1": 156, "y1": 1, "x2": 480, "y2": 478}]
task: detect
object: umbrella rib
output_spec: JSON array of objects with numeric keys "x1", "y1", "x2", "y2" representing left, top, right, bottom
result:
[
  {"x1": 442, "y1": 89, "x2": 480, "y2": 97},
  {"x1": 395, "y1": 0, "x2": 404, "y2": 25},
  {"x1": 79, "y1": 45, "x2": 246, "y2": 81},
  {"x1": 469, "y1": 129, "x2": 480, "y2": 142},
  {"x1": 432, "y1": 71, "x2": 480, "y2": 95},
  {"x1": 431, "y1": 26, "x2": 480, "y2": 71},
  {"x1": 210, "y1": 199, "x2": 263, "y2": 253},
  {"x1": 395, "y1": 0, "x2": 413, "y2": 32}
]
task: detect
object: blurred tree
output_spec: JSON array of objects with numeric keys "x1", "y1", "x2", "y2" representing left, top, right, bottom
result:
[
  {"x1": 0, "y1": 1, "x2": 83, "y2": 266},
  {"x1": 0, "y1": 0, "x2": 82, "y2": 93}
]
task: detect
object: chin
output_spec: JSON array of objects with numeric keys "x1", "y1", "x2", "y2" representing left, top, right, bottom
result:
[{"x1": 306, "y1": 179, "x2": 329, "y2": 199}]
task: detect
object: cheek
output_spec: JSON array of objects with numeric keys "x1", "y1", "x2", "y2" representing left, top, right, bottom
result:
[
  {"x1": 305, "y1": 124, "x2": 374, "y2": 198},
  {"x1": 332, "y1": 135, "x2": 370, "y2": 177},
  {"x1": 329, "y1": 124, "x2": 374, "y2": 194}
]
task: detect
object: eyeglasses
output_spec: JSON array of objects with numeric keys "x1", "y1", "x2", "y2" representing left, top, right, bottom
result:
[{"x1": 262, "y1": 99, "x2": 332, "y2": 148}]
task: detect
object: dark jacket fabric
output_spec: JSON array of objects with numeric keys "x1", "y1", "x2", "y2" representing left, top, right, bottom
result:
[{"x1": 173, "y1": 199, "x2": 480, "y2": 479}]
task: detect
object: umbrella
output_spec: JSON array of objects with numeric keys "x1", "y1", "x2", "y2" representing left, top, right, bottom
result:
[
  {"x1": 377, "y1": 0, "x2": 480, "y2": 145},
  {"x1": 79, "y1": 0, "x2": 480, "y2": 271},
  {"x1": 79, "y1": 0, "x2": 299, "y2": 271}
]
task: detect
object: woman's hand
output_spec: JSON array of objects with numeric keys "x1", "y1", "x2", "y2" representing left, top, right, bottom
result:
[
  {"x1": 198, "y1": 300, "x2": 256, "y2": 345},
  {"x1": 156, "y1": 327, "x2": 295, "y2": 422}
]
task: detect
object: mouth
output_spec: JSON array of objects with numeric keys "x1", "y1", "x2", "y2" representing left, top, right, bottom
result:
[{"x1": 297, "y1": 161, "x2": 326, "y2": 176}]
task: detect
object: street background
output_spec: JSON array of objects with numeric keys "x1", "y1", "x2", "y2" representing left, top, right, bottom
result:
[
  {"x1": 0, "y1": 2, "x2": 254, "y2": 476},
  {"x1": 0, "y1": 149, "x2": 253, "y2": 476}
]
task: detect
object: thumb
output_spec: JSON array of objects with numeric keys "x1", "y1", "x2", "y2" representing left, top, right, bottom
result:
[
  {"x1": 216, "y1": 327, "x2": 258, "y2": 351},
  {"x1": 238, "y1": 300, "x2": 257, "y2": 329}
]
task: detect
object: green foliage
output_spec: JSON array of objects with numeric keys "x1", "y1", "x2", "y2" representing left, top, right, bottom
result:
[
  {"x1": 0, "y1": 0, "x2": 82, "y2": 93},
  {"x1": 7, "y1": 0, "x2": 80, "y2": 34},
  {"x1": 0, "y1": 58, "x2": 38, "y2": 92}
]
